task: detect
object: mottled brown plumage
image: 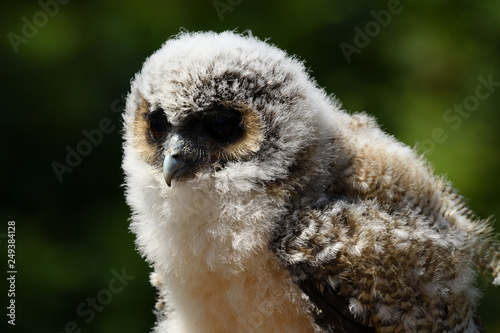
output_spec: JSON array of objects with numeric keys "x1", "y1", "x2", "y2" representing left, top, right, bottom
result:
[{"x1": 271, "y1": 113, "x2": 499, "y2": 332}]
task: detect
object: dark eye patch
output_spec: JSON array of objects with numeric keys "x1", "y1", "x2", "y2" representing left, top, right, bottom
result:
[
  {"x1": 147, "y1": 108, "x2": 170, "y2": 141},
  {"x1": 202, "y1": 108, "x2": 243, "y2": 142}
]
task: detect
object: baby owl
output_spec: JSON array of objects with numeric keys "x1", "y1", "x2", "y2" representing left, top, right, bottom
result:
[{"x1": 122, "y1": 31, "x2": 500, "y2": 332}]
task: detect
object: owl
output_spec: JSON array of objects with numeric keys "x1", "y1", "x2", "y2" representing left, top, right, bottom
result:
[{"x1": 122, "y1": 31, "x2": 500, "y2": 332}]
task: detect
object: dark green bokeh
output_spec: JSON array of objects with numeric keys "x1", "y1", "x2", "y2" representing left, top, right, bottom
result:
[{"x1": 2, "y1": 1, "x2": 499, "y2": 332}]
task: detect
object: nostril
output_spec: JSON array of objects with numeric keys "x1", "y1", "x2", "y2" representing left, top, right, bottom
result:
[{"x1": 171, "y1": 153, "x2": 180, "y2": 159}]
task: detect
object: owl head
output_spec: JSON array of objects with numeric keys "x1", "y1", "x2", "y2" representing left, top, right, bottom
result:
[{"x1": 122, "y1": 31, "x2": 344, "y2": 199}]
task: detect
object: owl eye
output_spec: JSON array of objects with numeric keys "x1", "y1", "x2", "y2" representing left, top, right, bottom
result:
[
  {"x1": 148, "y1": 109, "x2": 170, "y2": 141},
  {"x1": 204, "y1": 110, "x2": 242, "y2": 141}
]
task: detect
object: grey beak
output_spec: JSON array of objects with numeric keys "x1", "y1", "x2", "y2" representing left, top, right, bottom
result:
[{"x1": 163, "y1": 135, "x2": 187, "y2": 187}]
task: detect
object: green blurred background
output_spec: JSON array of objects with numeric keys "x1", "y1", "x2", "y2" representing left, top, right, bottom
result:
[{"x1": 2, "y1": 0, "x2": 499, "y2": 332}]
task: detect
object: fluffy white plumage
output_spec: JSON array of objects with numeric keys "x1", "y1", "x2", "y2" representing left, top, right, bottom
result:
[{"x1": 122, "y1": 31, "x2": 500, "y2": 332}]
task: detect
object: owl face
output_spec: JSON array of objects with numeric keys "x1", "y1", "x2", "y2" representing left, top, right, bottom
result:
[
  {"x1": 124, "y1": 31, "x2": 337, "y2": 192},
  {"x1": 136, "y1": 100, "x2": 263, "y2": 186}
]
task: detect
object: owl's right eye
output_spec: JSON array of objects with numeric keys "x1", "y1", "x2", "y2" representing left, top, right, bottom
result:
[{"x1": 148, "y1": 109, "x2": 170, "y2": 141}]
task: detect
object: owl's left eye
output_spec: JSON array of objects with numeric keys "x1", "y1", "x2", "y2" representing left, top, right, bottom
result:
[
  {"x1": 148, "y1": 109, "x2": 170, "y2": 141},
  {"x1": 210, "y1": 117, "x2": 237, "y2": 138},
  {"x1": 204, "y1": 110, "x2": 242, "y2": 141}
]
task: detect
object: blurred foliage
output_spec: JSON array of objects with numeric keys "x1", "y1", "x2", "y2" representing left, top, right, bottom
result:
[{"x1": 1, "y1": 0, "x2": 499, "y2": 332}]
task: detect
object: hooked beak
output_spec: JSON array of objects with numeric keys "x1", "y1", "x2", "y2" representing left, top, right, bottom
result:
[{"x1": 163, "y1": 134, "x2": 189, "y2": 187}]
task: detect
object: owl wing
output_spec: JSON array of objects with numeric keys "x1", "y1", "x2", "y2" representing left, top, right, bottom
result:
[
  {"x1": 296, "y1": 267, "x2": 376, "y2": 333},
  {"x1": 271, "y1": 198, "x2": 485, "y2": 332},
  {"x1": 272, "y1": 200, "x2": 377, "y2": 333}
]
